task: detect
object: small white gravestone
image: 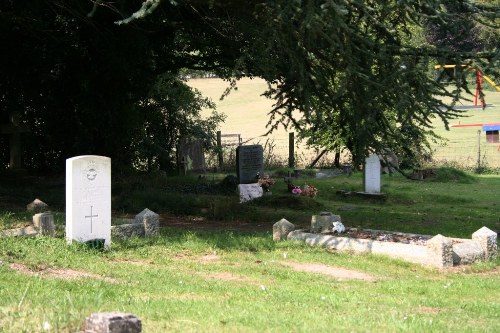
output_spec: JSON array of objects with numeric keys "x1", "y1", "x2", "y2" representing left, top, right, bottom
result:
[
  {"x1": 238, "y1": 183, "x2": 263, "y2": 203},
  {"x1": 364, "y1": 153, "x2": 381, "y2": 193},
  {"x1": 66, "y1": 156, "x2": 111, "y2": 247}
]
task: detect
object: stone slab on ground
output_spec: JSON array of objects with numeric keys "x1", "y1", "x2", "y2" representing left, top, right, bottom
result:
[
  {"x1": 111, "y1": 224, "x2": 145, "y2": 239},
  {"x1": 85, "y1": 312, "x2": 141, "y2": 333},
  {"x1": 0, "y1": 226, "x2": 39, "y2": 238}
]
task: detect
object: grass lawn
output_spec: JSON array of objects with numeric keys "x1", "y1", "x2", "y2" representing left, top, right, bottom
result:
[{"x1": 1, "y1": 169, "x2": 499, "y2": 332}]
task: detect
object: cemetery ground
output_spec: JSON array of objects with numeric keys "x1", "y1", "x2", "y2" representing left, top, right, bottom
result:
[{"x1": 1, "y1": 169, "x2": 500, "y2": 332}]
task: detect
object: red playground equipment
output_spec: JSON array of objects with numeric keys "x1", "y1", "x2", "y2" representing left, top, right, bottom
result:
[{"x1": 434, "y1": 65, "x2": 500, "y2": 107}]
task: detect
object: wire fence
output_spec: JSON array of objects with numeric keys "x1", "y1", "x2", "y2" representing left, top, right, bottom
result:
[
  {"x1": 431, "y1": 139, "x2": 500, "y2": 169},
  {"x1": 214, "y1": 135, "x2": 344, "y2": 170},
  {"x1": 213, "y1": 132, "x2": 500, "y2": 171}
]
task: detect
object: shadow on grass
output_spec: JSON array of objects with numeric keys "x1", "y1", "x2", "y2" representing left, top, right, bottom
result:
[{"x1": 109, "y1": 227, "x2": 278, "y2": 253}]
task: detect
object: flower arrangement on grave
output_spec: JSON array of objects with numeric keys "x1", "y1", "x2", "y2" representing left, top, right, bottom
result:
[
  {"x1": 290, "y1": 185, "x2": 302, "y2": 196},
  {"x1": 257, "y1": 174, "x2": 276, "y2": 192},
  {"x1": 301, "y1": 185, "x2": 319, "y2": 198},
  {"x1": 287, "y1": 183, "x2": 319, "y2": 198}
]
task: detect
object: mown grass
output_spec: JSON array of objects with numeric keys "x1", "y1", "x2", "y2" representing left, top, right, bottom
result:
[
  {"x1": 1, "y1": 230, "x2": 499, "y2": 332},
  {"x1": 1, "y1": 168, "x2": 500, "y2": 332}
]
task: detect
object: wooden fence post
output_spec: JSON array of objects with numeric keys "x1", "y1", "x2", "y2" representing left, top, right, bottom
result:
[
  {"x1": 288, "y1": 132, "x2": 295, "y2": 168},
  {"x1": 217, "y1": 131, "x2": 223, "y2": 171}
]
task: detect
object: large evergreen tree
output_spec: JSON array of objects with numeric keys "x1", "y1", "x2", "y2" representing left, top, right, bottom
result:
[{"x1": 1, "y1": 1, "x2": 499, "y2": 171}]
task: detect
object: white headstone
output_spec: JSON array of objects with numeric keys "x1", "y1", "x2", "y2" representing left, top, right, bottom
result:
[
  {"x1": 364, "y1": 154, "x2": 381, "y2": 193},
  {"x1": 238, "y1": 183, "x2": 263, "y2": 203},
  {"x1": 66, "y1": 155, "x2": 111, "y2": 247}
]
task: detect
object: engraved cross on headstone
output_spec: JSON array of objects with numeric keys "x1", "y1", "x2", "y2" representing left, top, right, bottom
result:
[{"x1": 85, "y1": 206, "x2": 98, "y2": 233}]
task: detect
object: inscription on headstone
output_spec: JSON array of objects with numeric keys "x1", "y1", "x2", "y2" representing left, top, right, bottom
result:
[
  {"x1": 236, "y1": 145, "x2": 264, "y2": 184},
  {"x1": 66, "y1": 155, "x2": 111, "y2": 247},
  {"x1": 364, "y1": 153, "x2": 381, "y2": 193}
]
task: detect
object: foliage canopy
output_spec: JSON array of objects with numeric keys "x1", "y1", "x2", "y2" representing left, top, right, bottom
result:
[{"x1": 1, "y1": 1, "x2": 499, "y2": 171}]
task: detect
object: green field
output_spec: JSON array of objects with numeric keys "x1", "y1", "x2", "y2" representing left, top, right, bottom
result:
[
  {"x1": 190, "y1": 78, "x2": 500, "y2": 168},
  {"x1": 432, "y1": 92, "x2": 500, "y2": 168}
]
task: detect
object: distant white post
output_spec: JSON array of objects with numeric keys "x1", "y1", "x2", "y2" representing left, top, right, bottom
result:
[
  {"x1": 364, "y1": 154, "x2": 381, "y2": 193},
  {"x1": 66, "y1": 155, "x2": 111, "y2": 247}
]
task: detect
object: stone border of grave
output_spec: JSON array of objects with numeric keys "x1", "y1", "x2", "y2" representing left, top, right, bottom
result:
[
  {"x1": 0, "y1": 212, "x2": 55, "y2": 238},
  {"x1": 111, "y1": 208, "x2": 160, "y2": 239},
  {"x1": 273, "y1": 216, "x2": 497, "y2": 268}
]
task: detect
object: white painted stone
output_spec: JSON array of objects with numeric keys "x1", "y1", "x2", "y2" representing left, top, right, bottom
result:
[
  {"x1": 332, "y1": 221, "x2": 345, "y2": 233},
  {"x1": 66, "y1": 155, "x2": 111, "y2": 247},
  {"x1": 238, "y1": 183, "x2": 263, "y2": 203},
  {"x1": 364, "y1": 154, "x2": 381, "y2": 193}
]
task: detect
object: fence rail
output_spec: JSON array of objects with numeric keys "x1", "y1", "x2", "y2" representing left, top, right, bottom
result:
[{"x1": 212, "y1": 133, "x2": 500, "y2": 170}]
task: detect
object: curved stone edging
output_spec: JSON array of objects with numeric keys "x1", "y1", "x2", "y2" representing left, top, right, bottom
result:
[{"x1": 286, "y1": 227, "x2": 497, "y2": 268}]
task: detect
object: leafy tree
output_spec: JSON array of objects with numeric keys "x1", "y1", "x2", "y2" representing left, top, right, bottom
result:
[
  {"x1": 2, "y1": 0, "x2": 500, "y2": 172},
  {"x1": 0, "y1": 0, "x2": 224, "y2": 172},
  {"x1": 132, "y1": 74, "x2": 223, "y2": 172},
  {"x1": 117, "y1": 0, "x2": 498, "y2": 167}
]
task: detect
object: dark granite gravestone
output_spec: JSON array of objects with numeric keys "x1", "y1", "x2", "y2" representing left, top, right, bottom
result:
[{"x1": 236, "y1": 145, "x2": 263, "y2": 184}]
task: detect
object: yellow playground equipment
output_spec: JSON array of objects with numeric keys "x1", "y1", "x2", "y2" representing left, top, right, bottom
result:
[{"x1": 434, "y1": 64, "x2": 500, "y2": 107}]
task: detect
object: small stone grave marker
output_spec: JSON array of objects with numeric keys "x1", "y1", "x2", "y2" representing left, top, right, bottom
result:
[
  {"x1": 364, "y1": 153, "x2": 381, "y2": 193},
  {"x1": 66, "y1": 155, "x2": 111, "y2": 247},
  {"x1": 236, "y1": 145, "x2": 263, "y2": 184}
]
